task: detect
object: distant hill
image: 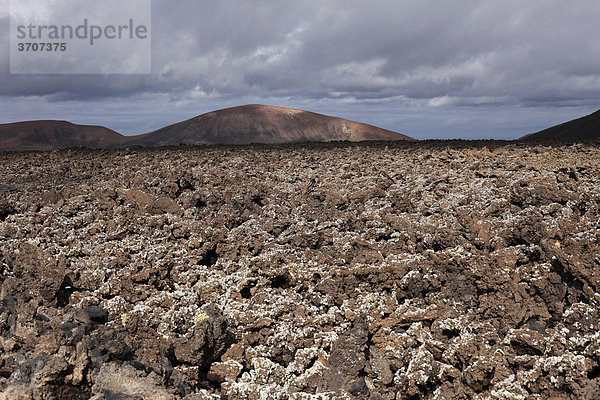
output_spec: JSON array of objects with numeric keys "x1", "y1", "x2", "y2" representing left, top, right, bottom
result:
[
  {"x1": 0, "y1": 105, "x2": 413, "y2": 151},
  {"x1": 0, "y1": 120, "x2": 127, "y2": 151},
  {"x1": 126, "y1": 104, "x2": 413, "y2": 146},
  {"x1": 520, "y1": 109, "x2": 600, "y2": 141}
]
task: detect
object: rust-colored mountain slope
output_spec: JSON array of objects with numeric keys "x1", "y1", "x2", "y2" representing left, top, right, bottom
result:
[
  {"x1": 126, "y1": 104, "x2": 413, "y2": 146},
  {"x1": 0, "y1": 105, "x2": 413, "y2": 151},
  {"x1": 0, "y1": 120, "x2": 127, "y2": 151}
]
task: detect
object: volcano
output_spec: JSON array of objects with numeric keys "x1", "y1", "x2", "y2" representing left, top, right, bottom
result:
[
  {"x1": 126, "y1": 104, "x2": 413, "y2": 146},
  {"x1": 520, "y1": 109, "x2": 600, "y2": 141},
  {"x1": 0, "y1": 120, "x2": 127, "y2": 152},
  {"x1": 0, "y1": 105, "x2": 413, "y2": 151}
]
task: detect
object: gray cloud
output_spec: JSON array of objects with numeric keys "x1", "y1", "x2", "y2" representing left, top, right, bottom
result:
[{"x1": 1, "y1": 0, "x2": 600, "y2": 139}]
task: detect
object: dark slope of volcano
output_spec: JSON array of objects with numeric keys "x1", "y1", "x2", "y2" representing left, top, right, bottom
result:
[{"x1": 520, "y1": 109, "x2": 600, "y2": 141}]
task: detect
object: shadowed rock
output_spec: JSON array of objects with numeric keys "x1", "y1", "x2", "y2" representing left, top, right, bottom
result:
[{"x1": 520, "y1": 108, "x2": 600, "y2": 141}]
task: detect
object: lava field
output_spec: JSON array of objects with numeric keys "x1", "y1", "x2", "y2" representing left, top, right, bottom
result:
[{"x1": 1, "y1": 141, "x2": 600, "y2": 399}]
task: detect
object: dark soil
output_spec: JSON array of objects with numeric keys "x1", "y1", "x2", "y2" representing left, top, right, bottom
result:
[{"x1": 1, "y1": 141, "x2": 600, "y2": 399}]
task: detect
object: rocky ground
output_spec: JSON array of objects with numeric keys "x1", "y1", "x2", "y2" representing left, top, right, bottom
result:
[{"x1": 1, "y1": 141, "x2": 600, "y2": 399}]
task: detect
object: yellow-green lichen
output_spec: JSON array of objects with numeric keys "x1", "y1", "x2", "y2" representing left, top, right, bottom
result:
[{"x1": 194, "y1": 312, "x2": 209, "y2": 324}]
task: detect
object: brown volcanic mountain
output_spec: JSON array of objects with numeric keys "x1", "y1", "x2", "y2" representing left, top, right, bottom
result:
[
  {"x1": 0, "y1": 120, "x2": 127, "y2": 151},
  {"x1": 0, "y1": 105, "x2": 412, "y2": 151},
  {"x1": 520, "y1": 109, "x2": 600, "y2": 141},
  {"x1": 127, "y1": 104, "x2": 413, "y2": 146}
]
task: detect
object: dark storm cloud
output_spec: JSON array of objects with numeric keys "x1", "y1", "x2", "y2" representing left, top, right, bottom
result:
[
  {"x1": 144, "y1": 0, "x2": 600, "y2": 106},
  {"x1": 1, "y1": 0, "x2": 600, "y2": 138},
  {"x1": 2, "y1": 0, "x2": 599, "y2": 104}
]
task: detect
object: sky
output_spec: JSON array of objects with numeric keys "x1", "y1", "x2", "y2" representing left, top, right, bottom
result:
[{"x1": 1, "y1": 0, "x2": 600, "y2": 139}]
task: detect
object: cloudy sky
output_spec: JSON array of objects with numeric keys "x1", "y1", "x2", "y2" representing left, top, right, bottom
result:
[{"x1": 1, "y1": 0, "x2": 600, "y2": 139}]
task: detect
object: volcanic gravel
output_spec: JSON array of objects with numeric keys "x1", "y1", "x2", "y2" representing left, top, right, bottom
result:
[{"x1": 1, "y1": 141, "x2": 600, "y2": 399}]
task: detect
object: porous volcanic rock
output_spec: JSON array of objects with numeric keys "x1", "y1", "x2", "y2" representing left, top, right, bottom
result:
[{"x1": 1, "y1": 141, "x2": 600, "y2": 399}]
